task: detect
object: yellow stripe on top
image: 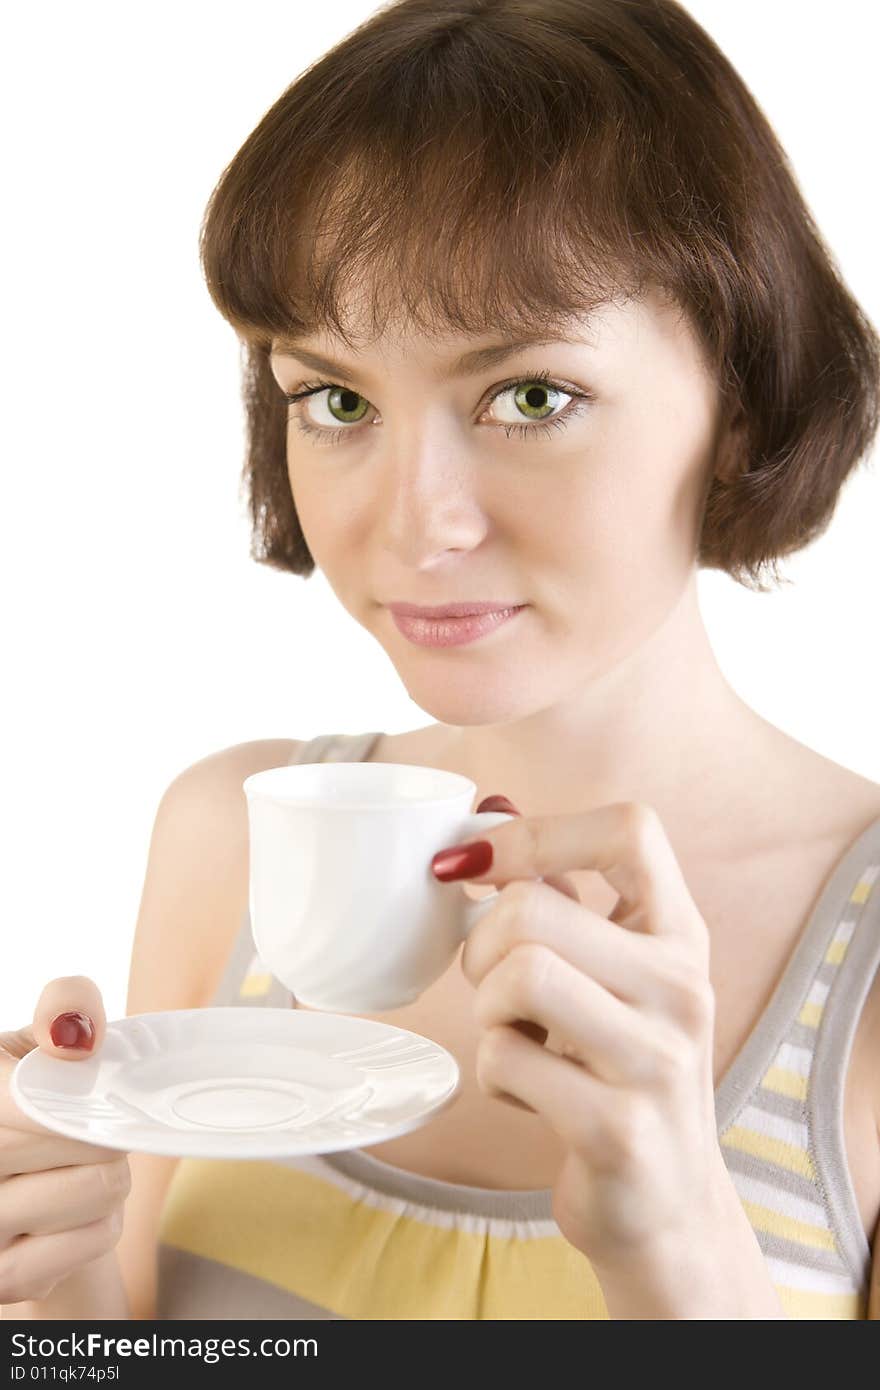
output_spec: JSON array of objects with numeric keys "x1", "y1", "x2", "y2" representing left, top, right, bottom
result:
[
  {"x1": 158, "y1": 1155, "x2": 610, "y2": 1320},
  {"x1": 238, "y1": 971, "x2": 273, "y2": 998},
  {"x1": 720, "y1": 1125, "x2": 816, "y2": 1183},
  {"x1": 740, "y1": 1199, "x2": 838, "y2": 1253},
  {"x1": 849, "y1": 876, "x2": 875, "y2": 906},
  {"x1": 777, "y1": 1286, "x2": 864, "y2": 1320},
  {"x1": 797, "y1": 1000, "x2": 824, "y2": 1028},
  {"x1": 760, "y1": 1065, "x2": 808, "y2": 1102}
]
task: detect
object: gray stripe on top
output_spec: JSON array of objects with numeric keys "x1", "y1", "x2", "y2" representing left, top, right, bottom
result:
[
  {"x1": 788, "y1": 1018, "x2": 825, "y2": 1052},
  {"x1": 712, "y1": 811, "x2": 880, "y2": 1137},
  {"x1": 751, "y1": 1227, "x2": 857, "y2": 1276},
  {"x1": 721, "y1": 1142, "x2": 821, "y2": 1206},
  {"x1": 744, "y1": 1086, "x2": 811, "y2": 1127},
  {"x1": 810, "y1": 843, "x2": 880, "y2": 1288},
  {"x1": 157, "y1": 1246, "x2": 345, "y2": 1320}
]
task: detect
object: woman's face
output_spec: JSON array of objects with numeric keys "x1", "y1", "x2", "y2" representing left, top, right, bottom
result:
[{"x1": 269, "y1": 286, "x2": 741, "y2": 727}]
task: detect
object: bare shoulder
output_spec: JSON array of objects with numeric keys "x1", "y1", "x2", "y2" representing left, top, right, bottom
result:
[
  {"x1": 165, "y1": 737, "x2": 305, "y2": 800},
  {"x1": 117, "y1": 736, "x2": 304, "y2": 1320},
  {"x1": 777, "y1": 729, "x2": 880, "y2": 837},
  {"x1": 131, "y1": 737, "x2": 305, "y2": 1017}
]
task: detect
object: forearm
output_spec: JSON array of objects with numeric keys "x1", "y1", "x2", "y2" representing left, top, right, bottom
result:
[
  {"x1": 1, "y1": 1251, "x2": 131, "y2": 1321},
  {"x1": 593, "y1": 1193, "x2": 787, "y2": 1320}
]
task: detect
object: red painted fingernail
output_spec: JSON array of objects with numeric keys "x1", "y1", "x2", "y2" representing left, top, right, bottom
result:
[
  {"x1": 49, "y1": 1011, "x2": 95, "y2": 1050},
  {"x1": 431, "y1": 840, "x2": 494, "y2": 881},
  {"x1": 476, "y1": 794, "x2": 521, "y2": 815}
]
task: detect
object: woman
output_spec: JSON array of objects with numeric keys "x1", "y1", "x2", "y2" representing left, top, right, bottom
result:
[{"x1": 4, "y1": 0, "x2": 879, "y2": 1320}]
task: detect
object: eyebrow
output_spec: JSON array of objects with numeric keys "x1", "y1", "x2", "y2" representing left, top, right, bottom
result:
[{"x1": 269, "y1": 335, "x2": 588, "y2": 383}]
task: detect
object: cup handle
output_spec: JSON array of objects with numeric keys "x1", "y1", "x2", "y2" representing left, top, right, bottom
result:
[{"x1": 451, "y1": 810, "x2": 517, "y2": 938}]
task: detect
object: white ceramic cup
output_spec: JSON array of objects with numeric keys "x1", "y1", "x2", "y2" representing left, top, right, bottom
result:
[{"x1": 242, "y1": 760, "x2": 515, "y2": 1012}]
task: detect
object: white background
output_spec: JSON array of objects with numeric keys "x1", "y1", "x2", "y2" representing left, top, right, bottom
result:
[{"x1": 2, "y1": 1, "x2": 878, "y2": 1026}]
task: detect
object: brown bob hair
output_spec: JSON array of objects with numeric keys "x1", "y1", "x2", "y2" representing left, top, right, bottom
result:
[{"x1": 199, "y1": 0, "x2": 879, "y2": 593}]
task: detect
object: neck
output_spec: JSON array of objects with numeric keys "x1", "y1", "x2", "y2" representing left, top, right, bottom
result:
[{"x1": 447, "y1": 572, "x2": 787, "y2": 863}]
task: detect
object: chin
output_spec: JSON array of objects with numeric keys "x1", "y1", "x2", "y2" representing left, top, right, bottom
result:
[{"x1": 402, "y1": 683, "x2": 541, "y2": 728}]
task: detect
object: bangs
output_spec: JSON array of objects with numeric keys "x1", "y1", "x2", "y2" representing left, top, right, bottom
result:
[
  {"x1": 199, "y1": 15, "x2": 720, "y2": 364},
  {"x1": 264, "y1": 136, "x2": 641, "y2": 352}
]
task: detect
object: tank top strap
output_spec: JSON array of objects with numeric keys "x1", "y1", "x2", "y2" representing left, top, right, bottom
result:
[
  {"x1": 715, "y1": 810, "x2": 880, "y2": 1295},
  {"x1": 809, "y1": 824, "x2": 880, "y2": 1286},
  {"x1": 715, "y1": 812, "x2": 880, "y2": 1133},
  {"x1": 289, "y1": 731, "x2": 384, "y2": 764}
]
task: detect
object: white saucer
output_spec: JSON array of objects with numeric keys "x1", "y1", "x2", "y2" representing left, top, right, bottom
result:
[{"x1": 10, "y1": 1008, "x2": 461, "y2": 1160}]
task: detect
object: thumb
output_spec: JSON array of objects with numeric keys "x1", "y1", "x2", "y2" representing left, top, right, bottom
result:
[
  {"x1": 475, "y1": 794, "x2": 581, "y2": 904},
  {"x1": 0, "y1": 977, "x2": 108, "y2": 1135},
  {"x1": 31, "y1": 975, "x2": 106, "y2": 1059}
]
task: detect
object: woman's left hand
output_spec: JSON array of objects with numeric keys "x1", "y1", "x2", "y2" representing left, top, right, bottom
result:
[{"x1": 430, "y1": 796, "x2": 734, "y2": 1272}]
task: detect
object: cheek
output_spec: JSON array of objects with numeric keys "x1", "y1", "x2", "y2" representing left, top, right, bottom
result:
[
  {"x1": 540, "y1": 451, "x2": 699, "y2": 642},
  {"x1": 286, "y1": 459, "x2": 355, "y2": 561},
  {"x1": 554, "y1": 412, "x2": 704, "y2": 576}
]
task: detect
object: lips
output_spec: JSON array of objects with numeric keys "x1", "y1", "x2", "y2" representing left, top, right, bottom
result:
[
  {"x1": 387, "y1": 600, "x2": 526, "y2": 618},
  {"x1": 388, "y1": 604, "x2": 526, "y2": 648}
]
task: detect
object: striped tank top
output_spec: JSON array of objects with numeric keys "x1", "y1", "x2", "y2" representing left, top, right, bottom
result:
[{"x1": 156, "y1": 730, "x2": 880, "y2": 1319}]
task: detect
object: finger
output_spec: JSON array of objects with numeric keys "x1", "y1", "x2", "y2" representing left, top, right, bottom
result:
[
  {"x1": 476, "y1": 797, "x2": 593, "y2": 910},
  {"x1": 0, "y1": 1211, "x2": 123, "y2": 1304},
  {"x1": 473, "y1": 798, "x2": 581, "y2": 908},
  {"x1": 539, "y1": 871, "x2": 581, "y2": 903},
  {"x1": 0, "y1": 1157, "x2": 130, "y2": 1248},
  {"x1": 474, "y1": 943, "x2": 667, "y2": 1086},
  {"x1": 502, "y1": 895, "x2": 577, "y2": 1047},
  {"x1": 474, "y1": 795, "x2": 521, "y2": 816},
  {"x1": 471, "y1": 798, "x2": 554, "y2": 1066},
  {"x1": 33, "y1": 977, "x2": 105, "y2": 1058},
  {"x1": 0, "y1": 977, "x2": 107, "y2": 1140},
  {"x1": 435, "y1": 802, "x2": 703, "y2": 944},
  {"x1": 0, "y1": 1131, "x2": 127, "y2": 1178},
  {"x1": 461, "y1": 877, "x2": 663, "y2": 1005},
  {"x1": 476, "y1": 1022, "x2": 621, "y2": 1160}
]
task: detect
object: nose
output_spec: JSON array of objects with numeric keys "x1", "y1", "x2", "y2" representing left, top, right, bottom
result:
[{"x1": 375, "y1": 416, "x2": 490, "y2": 565}]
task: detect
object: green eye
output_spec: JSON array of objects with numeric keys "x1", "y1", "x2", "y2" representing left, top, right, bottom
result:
[
  {"x1": 284, "y1": 368, "x2": 592, "y2": 445},
  {"x1": 326, "y1": 387, "x2": 369, "y2": 424},
  {"x1": 512, "y1": 382, "x2": 558, "y2": 420}
]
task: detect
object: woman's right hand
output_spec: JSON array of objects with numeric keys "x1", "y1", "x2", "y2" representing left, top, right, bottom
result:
[{"x1": 0, "y1": 977, "x2": 131, "y2": 1305}]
